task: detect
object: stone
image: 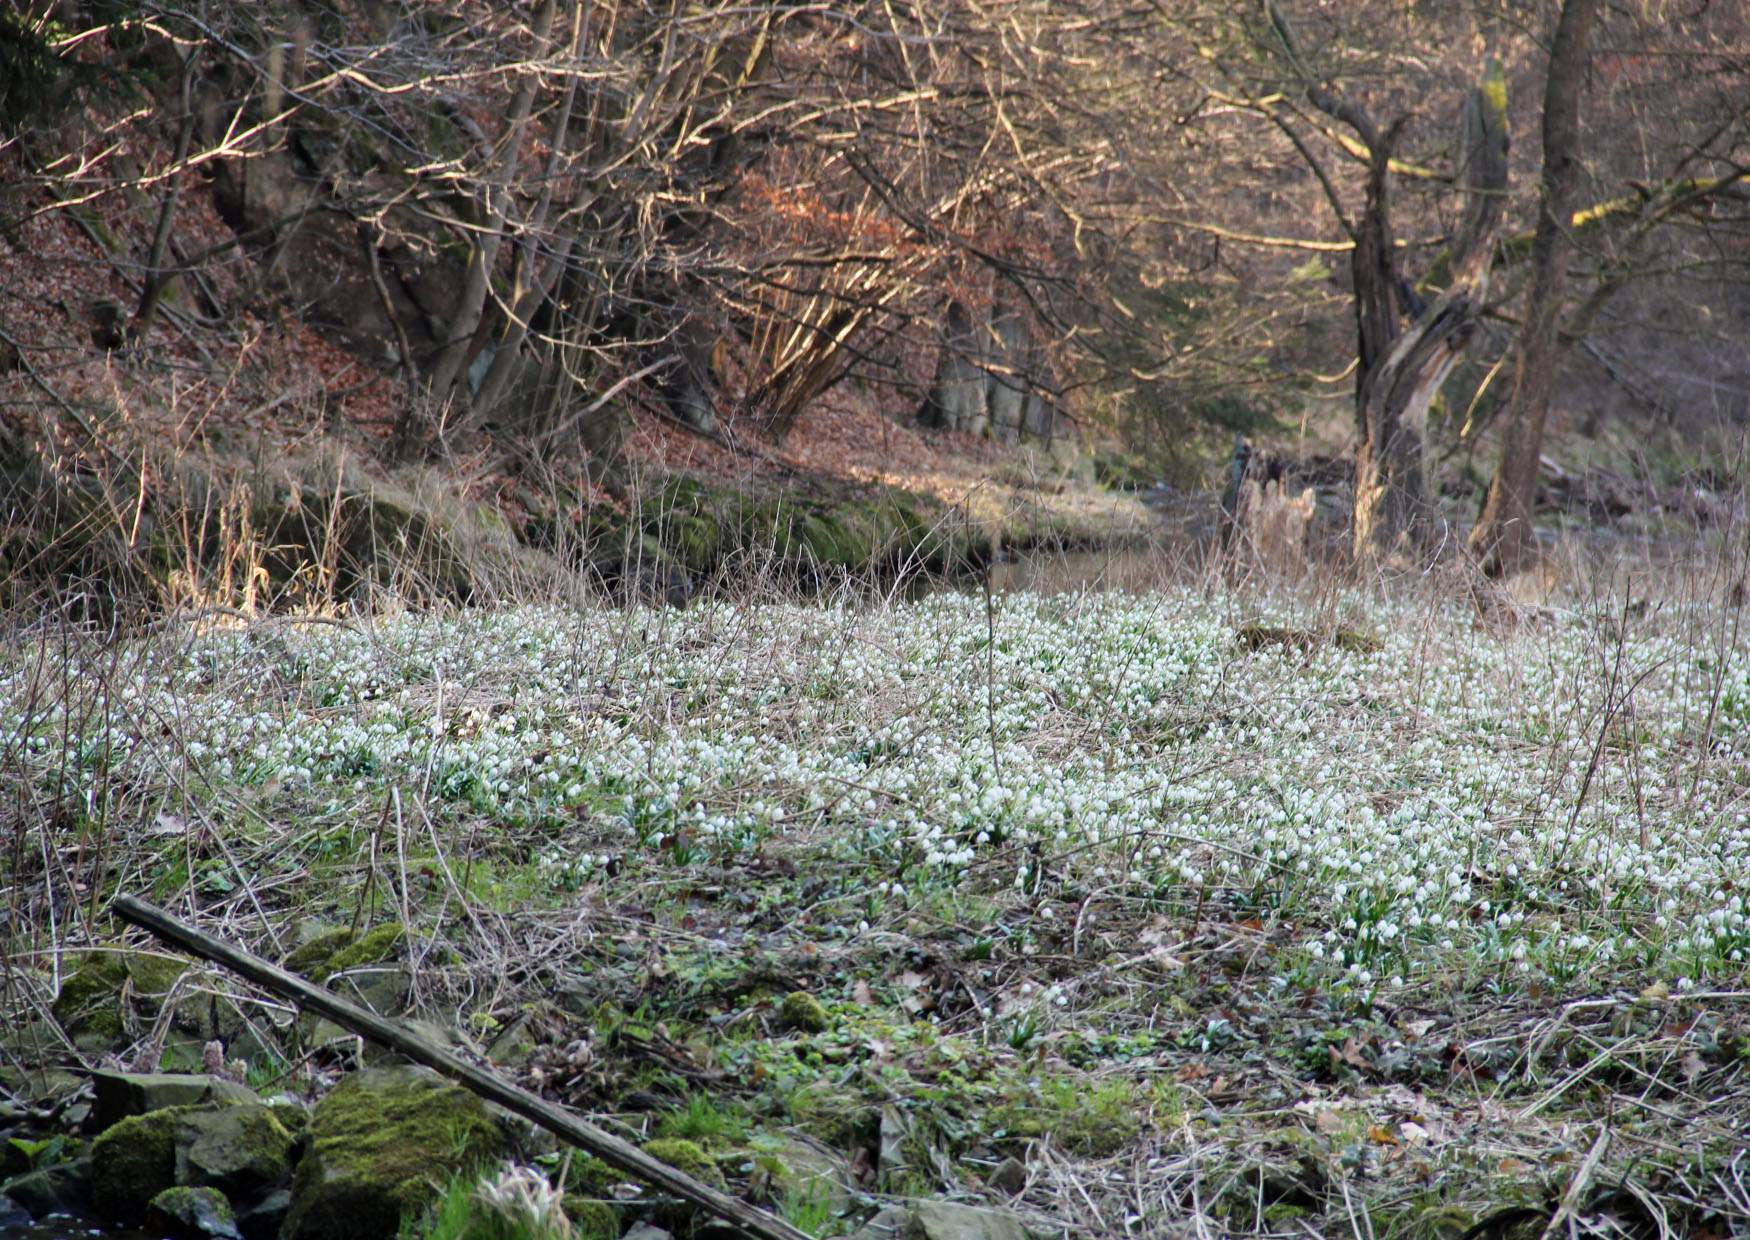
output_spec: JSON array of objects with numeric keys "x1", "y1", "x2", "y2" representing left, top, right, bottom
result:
[
  {"x1": 639, "y1": 1138, "x2": 723, "y2": 1188},
  {"x1": 989, "y1": 1156, "x2": 1027, "y2": 1195},
  {"x1": 0, "y1": 1158, "x2": 94, "y2": 1220},
  {"x1": 175, "y1": 1104, "x2": 296, "y2": 1199},
  {"x1": 318, "y1": 923, "x2": 407, "y2": 980},
  {"x1": 236, "y1": 1187, "x2": 293, "y2": 1240},
  {"x1": 0, "y1": 1193, "x2": 32, "y2": 1229},
  {"x1": 905, "y1": 1200, "x2": 1038, "y2": 1240},
  {"x1": 147, "y1": 1185, "x2": 243, "y2": 1240},
  {"x1": 90, "y1": 1071, "x2": 258, "y2": 1132},
  {"x1": 91, "y1": 1107, "x2": 182, "y2": 1218},
  {"x1": 847, "y1": 1204, "x2": 908, "y2": 1240},
  {"x1": 747, "y1": 1133, "x2": 853, "y2": 1213},
  {"x1": 282, "y1": 1066, "x2": 505, "y2": 1240},
  {"x1": 51, "y1": 949, "x2": 191, "y2": 1050},
  {"x1": 621, "y1": 1226, "x2": 674, "y2": 1240},
  {"x1": 559, "y1": 1194, "x2": 619, "y2": 1240}
]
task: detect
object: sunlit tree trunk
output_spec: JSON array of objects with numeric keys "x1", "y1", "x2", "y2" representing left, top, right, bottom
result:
[{"x1": 1469, "y1": 0, "x2": 1604, "y2": 575}]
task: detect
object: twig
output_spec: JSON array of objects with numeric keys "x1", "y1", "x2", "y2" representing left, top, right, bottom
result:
[
  {"x1": 110, "y1": 894, "x2": 812, "y2": 1240},
  {"x1": 1539, "y1": 1124, "x2": 1610, "y2": 1240}
]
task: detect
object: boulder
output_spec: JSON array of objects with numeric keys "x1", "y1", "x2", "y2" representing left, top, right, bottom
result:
[
  {"x1": 0, "y1": 1193, "x2": 32, "y2": 1230},
  {"x1": 0, "y1": 1158, "x2": 94, "y2": 1220},
  {"x1": 746, "y1": 1133, "x2": 853, "y2": 1214},
  {"x1": 237, "y1": 1187, "x2": 293, "y2": 1240},
  {"x1": 282, "y1": 1066, "x2": 505, "y2": 1240},
  {"x1": 91, "y1": 1107, "x2": 183, "y2": 1218},
  {"x1": 905, "y1": 1200, "x2": 1039, "y2": 1240},
  {"x1": 90, "y1": 1071, "x2": 258, "y2": 1132},
  {"x1": 175, "y1": 1104, "x2": 297, "y2": 1199},
  {"x1": 51, "y1": 949, "x2": 190, "y2": 1051},
  {"x1": 147, "y1": 1185, "x2": 244, "y2": 1240}
]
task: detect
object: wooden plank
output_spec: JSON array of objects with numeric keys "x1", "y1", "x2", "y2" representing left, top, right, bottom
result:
[{"x1": 110, "y1": 894, "x2": 811, "y2": 1240}]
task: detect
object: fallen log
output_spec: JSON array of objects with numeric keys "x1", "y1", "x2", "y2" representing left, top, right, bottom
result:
[{"x1": 110, "y1": 894, "x2": 811, "y2": 1240}]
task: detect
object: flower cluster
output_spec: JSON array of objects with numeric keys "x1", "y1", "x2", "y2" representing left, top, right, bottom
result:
[{"x1": 6, "y1": 588, "x2": 1745, "y2": 992}]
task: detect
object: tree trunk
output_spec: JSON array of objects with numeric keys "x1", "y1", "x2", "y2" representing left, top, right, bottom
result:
[
  {"x1": 1469, "y1": 0, "x2": 1603, "y2": 575},
  {"x1": 1351, "y1": 66, "x2": 1506, "y2": 564}
]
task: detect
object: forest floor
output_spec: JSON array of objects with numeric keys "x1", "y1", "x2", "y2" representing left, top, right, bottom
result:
[{"x1": 4, "y1": 560, "x2": 1748, "y2": 1239}]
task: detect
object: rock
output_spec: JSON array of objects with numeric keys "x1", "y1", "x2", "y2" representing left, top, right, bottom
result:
[
  {"x1": 147, "y1": 1185, "x2": 243, "y2": 1240},
  {"x1": 847, "y1": 1204, "x2": 908, "y2": 1240},
  {"x1": 639, "y1": 1138, "x2": 723, "y2": 1188},
  {"x1": 90, "y1": 1071, "x2": 258, "y2": 1132},
  {"x1": 0, "y1": 1192, "x2": 32, "y2": 1229},
  {"x1": 317, "y1": 923, "x2": 407, "y2": 980},
  {"x1": 747, "y1": 1133, "x2": 853, "y2": 1213},
  {"x1": 236, "y1": 1187, "x2": 293, "y2": 1240},
  {"x1": 282, "y1": 1066, "x2": 505, "y2": 1240},
  {"x1": 175, "y1": 1104, "x2": 296, "y2": 1199},
  {"x1": 91, "y1": 1107, "x2": 182, "y2": 1218},
  {"x1": 281, "y1": 926, "x2": 357, "y2": 978},
  {"x1": 622, "y1": 1225, "x2": 674, "y2": 1240},
  {"x1": 0, "y1": 1065, "x2": 83, "y2": 1109},
  {"x1": 780, "y1": 990, "x2": 829, "y2": 1033},
  {"x1": 904, "y1": 1200, "x2": 1039, "y2": 1240},
  {"x1": 0, "y1": 1158, "x2": 94, "y2": 1219},
  {"x1": 52, "y1": 950, "x2": 190, "y2": 1051},
  {"x1": 559, "y1": 1194, "x2": 620, "y2": 1240},
  {"x1": 989, "y1": 1156, "x2": 1027, "y2": 1195}
]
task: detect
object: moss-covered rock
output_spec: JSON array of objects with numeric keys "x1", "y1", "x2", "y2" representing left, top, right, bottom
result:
[
  {"x1": 747, "y1": 1133, "x2": 852, "y2": 1214},
  {"x1": 266, "y1": 1099, "x2": 311, "y2": 1140},
  {"x1": 283, "y1": 1066, "x2": 505, "y2": 1240},
  {"x1": 52, "y1": 949, "x2": 190, "y2": 1050},
  {"x1": 90, "y1": 1071, "x2": 257, "y2": 1133},
  {"x1": 564, "y1": 1155, "x2": 629, "y2": 1196},
  {"x1": 91, "y1": 1106, "x2": 183, "y2": 1218},
  {"x1": 281, "y1": 926, "x2": 357, "y2": 979},
  {"x1": 640, "y1": 1137, "x2": 724, "y2": 1189},
  {"x1": 147, "y1": 1185, "x2": 242, "y2": 1240},
  {"x1": 318, "y1": 922, "x2": 407, "y2": 980},
  {"x1": 780, "y1": 991, "x2": 829, "y2": 1033},
  {"x1": 560, "y1": 1194, "x2": 619, "y2": 1240},
  {"x1": 175, "y1": 1103, "x2": 295, "y2": 1199}
]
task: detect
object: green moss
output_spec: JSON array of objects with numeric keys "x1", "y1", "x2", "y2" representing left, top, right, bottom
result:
[
  {"x1": 560, "y1": 1195, "x2": 619, "y2": 1240},
  {"x1": 283, "y1": 927, "x2": 357, "y2": 978},
  {"x1": 267, "y1": 1101, "x2": 311, "y2": 1138},
  {"x1": 563, "y1": 1155, "x2": 628, "y2": 1195},
  {"x1": 177, "y1": 1103, "x2": 295, "y2": 1196},
  {"x1": 147, "y1": 1185, "x2": 237, "y2": 1236},
  {"x1": 284, "y1": 1067, "x2": 505, "y2": 1240},
  {"x1": 319, "y1": 923, "x2": 406, "y2": 980},
  {"x1": 797, "y1": 512, "x2": 872, "y2": 569},
  {"x1": 780, "y1": 991, "x2": 829, "y2": 1034},
  {"x1": 51, "y1": 954, "x2": 129, "y2": 1042},
  {"x1": 640, "y1": 1138, "x2": 724, "y2": 1188},
  {"x1": 91, "y1": 1106, "x2": 184, "y2": 1218},
  {"x1": 665, "y1": 514, "x2": 723, "y2": 572}
]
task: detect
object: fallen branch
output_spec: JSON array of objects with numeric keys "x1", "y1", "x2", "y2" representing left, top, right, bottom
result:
[{"x1": 110, "y1": 894, "x2": 811, "y2": 1240}]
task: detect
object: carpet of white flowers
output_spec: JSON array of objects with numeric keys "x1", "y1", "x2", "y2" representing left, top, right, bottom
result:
[{"x1": 9, "y1": 589, "x2": 1749, "y2": 999}]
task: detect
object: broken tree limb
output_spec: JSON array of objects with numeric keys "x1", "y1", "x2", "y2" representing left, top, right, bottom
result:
[{"x1": 110, "y1": 894, "x2": 812, "y2": 1240}]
